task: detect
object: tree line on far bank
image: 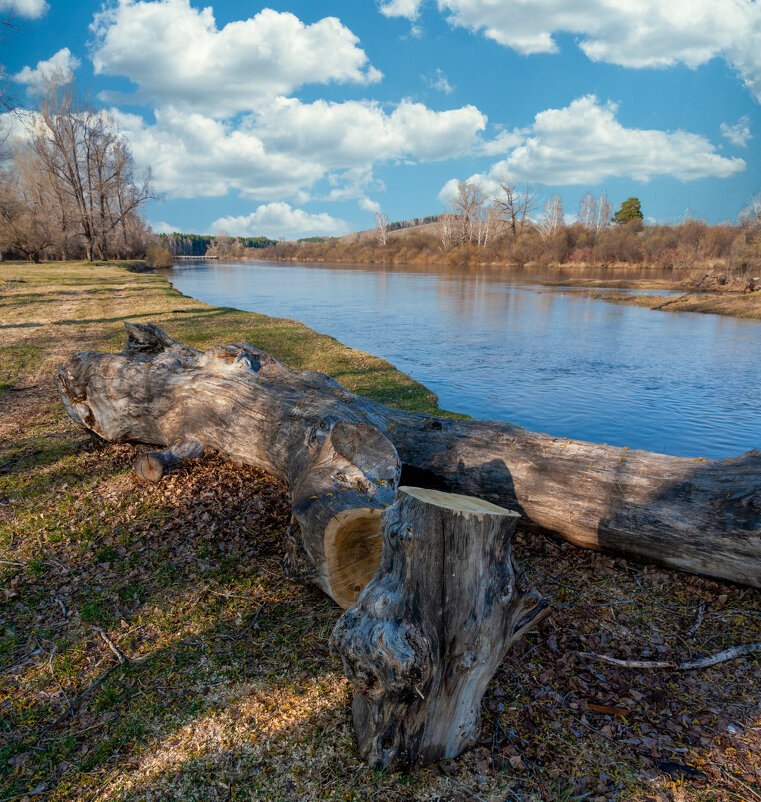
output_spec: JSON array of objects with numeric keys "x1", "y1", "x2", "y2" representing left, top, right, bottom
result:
[{"x1": 259, "y1": 183, "x2": 761, "y2": 278}]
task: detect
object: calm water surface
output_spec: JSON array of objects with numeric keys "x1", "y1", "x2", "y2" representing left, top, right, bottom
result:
[{"x1": 166, "y1": 261, "x2": 760, "y2": 459}]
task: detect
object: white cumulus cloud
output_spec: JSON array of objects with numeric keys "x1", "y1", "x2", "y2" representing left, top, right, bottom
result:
[
  {"x1": 381, "y1": 0, "x2": 761, "y2": 101},
  {"x1": 721, "y1": 116, "x2": 752, "y2": 147},
  {"x1": 210, "y1": 203, "x2": 351, "y2": 239},
  {"x1": 149, "y1": 220, "x2": 182, "y2": 236},
  {"x1": 13, "y1": 48, "x2": 81, "y2": 86},
  {"x1": 359, "y1": 197, "x2": 382, "y2": 214},
  {"x1": 440, "y1": 95, "x2": 745, "y2": 196},
  {"x1": 379, "y1": 0, "x2": 423, "y2": 20},
  {"x1": 0, "y1": 0, "x2": 47, "y2": 18},
  {"x1": 110, "y1": 107, "x2": 323, "y2": 200},
  {"x1": 478, "y1": 128, "x2": 526, "y2": 157},
  {"x1": 90, "y1": 0, "x2": 382, "y2": 117},
  {"x1": 111, "y1": 98, "x2": 487, "y2": 201},
  {"x1": 252, "y1": 97, "x2": 485, "y2": 165}
]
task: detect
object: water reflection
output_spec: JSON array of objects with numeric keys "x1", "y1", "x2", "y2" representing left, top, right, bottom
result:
[{"x1": 166, "y1": 261, "x2": 760, "y2": 459}]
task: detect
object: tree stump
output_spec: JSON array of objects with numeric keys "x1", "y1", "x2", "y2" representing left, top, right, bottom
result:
[{"x1": 330, "y1": 486, "x2": 548, "y2": 769}]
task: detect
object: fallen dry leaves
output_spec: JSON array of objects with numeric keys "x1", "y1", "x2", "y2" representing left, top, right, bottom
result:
[{"x1": 1, "y1": 384, "x2": 760, "y2": 801}]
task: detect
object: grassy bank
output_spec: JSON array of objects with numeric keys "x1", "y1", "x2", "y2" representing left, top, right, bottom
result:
[
  {"x1": 535, "y1": 276, "x2": 760, "y2": 321},
  {"x1": 0, "y1": 261, "x2": 440, "y2": 412},
  {"x1": 559, "y1": 287, "x2": 761, "y2": 321},
  {"x1": 2, "y1": 262, "x2": 760, "y2": 801}
]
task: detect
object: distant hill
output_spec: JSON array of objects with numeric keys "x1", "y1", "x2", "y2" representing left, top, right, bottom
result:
[
  {"x1": 157, "y1": 216, "x2": 441, "y2": 252},
  {"x1": 340, "y1": 215, "x2": 441, "y2": 242}
]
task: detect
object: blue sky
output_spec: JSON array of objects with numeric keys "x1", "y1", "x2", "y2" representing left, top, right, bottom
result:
[{"x1": 2, "y1": 0, "x2": 760, "y2": 237}]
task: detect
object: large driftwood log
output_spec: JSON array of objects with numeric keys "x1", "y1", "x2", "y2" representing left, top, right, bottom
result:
[
  {"x1": 330, "y1": 487, "x2": 547, "y2": 768},
  {"x1": 55, "y1": 323, "x2": 761, "y2": 590}
]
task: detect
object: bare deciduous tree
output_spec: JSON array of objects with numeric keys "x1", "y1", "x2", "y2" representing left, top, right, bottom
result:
[
  {"x1": 375, "y1": 210, "x2": 389, "y2": 247},
  {"x1": 578, "y1": 191, "x2": 596, "y2": 230},
  {"x1": 456, "y1": 180, "x2": 485, "y2": 244},
  {"x1": 206, "y1": 231, "x2": 233, "y2": 257},
  {"x1": 578, "y1": 191, "x2": 612, "y2": 232},
  {"x1": 0, "y1": 17, "x2": 15, "y2": 116},
  {"x1": 739, "y1": 192, "x2": 761, "y2": 228},
  {"x1": 481, "y1": 204, "x2": 500, "y2": 248},
  {"x1": 0, "y1": 170, "x2": 57, "y2": 262},
  {"x1": 538, "y1": 194, "x2": 564, "y2": 241},
  {"x1": 28, "y1": 76, "x2": 154, "y2": 261},
  {"x1": 447, "y1": 179, "x2": 492, "y2": 246},
  {"x1": 438, "y1": 210, "x2": 455, "y2": 251},
  {"x1": 494, "y1": 177, "x2": 543, "y2": 239},
  {"x1": 595, "y1": 192, "x2": 612, "y2": 231}
]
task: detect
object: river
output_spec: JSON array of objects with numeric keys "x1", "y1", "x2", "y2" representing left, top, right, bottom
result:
[{"x1": 165, "y1": 260, "x2": 760, "y2": 459}]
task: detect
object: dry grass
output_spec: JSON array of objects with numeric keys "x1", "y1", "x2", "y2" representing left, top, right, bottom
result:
[
  {"x1": 565, "y1": 290, "x2": 761, "y2": 321},
  {"x1": 0, "y1": 261, "x2": 440, "y2": 411},
  {"x1": 1, "y1": 261, "x2": 760, "y2": 801}
]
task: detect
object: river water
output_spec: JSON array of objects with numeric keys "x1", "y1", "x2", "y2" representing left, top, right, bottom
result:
[{"x1": 165, "y1": 260, "x2": 760, "y2": 459}]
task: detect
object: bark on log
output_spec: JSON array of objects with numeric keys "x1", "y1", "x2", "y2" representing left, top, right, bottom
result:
[
  {"x1": 56, "y1": 323, "x2": 399, "y2": 605},
  {"x1": 55, "y1": 323, "x2": 761, "y2": 589},
  {"x1": 329, "y1": 486, "x2": 548, "y2": 769}
]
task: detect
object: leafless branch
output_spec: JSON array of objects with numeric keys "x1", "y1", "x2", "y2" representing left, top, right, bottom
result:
[
  {"x1": 580, "y1": 642, "x2": 761, "y2": 670},
  {"x1": 88, "y1": 625, "x2": 128, "y2": 664},
  {"x1": 375, "y1": 210, "x2": 389, "y2": 247},
  {"x1": 493, "y1": 176, "x2": 543, "y2": 239}
]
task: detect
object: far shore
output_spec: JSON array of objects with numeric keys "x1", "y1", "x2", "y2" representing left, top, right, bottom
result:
[
  {"x1": 556, "y1": 287, "x2": 761, "y2": 321},
  {"x1": 196, "y1": 255, "x2": 761, "y2": 323}
]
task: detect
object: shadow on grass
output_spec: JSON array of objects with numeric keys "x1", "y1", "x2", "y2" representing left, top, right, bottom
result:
[
  {"x1": 0, "y1": 443, "x2": 345, "y2": 800},
  {"x1": 2, "y1": 440, "x2": 760, "y2": 801}
]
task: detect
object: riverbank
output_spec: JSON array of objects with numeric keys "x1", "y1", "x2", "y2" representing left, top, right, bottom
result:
[
  {"x1": 540, "y1": 276, "x2": 761, "y2": 321},
  {"x1": 548, "y1": 285, "x2": 761, "y2": 321},
  {"x1": 0, "y1": 260, "x2": 439, "y2": 411},
  {"x1": 2, "y1": 262, "x2": 760, "y2": 801}
]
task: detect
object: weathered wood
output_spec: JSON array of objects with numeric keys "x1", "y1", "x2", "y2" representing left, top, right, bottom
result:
[
  {"x1": 134, "y1": 436, "x2": 204, "y2": 482},
  {"x1": 55, "y1": 322, "x2": 399, "y2": 606},
  {"x1": 330, "y1": 487, "x2": 548, "y2": 768},
  {"x1": 55, "y1": 323, "x2": 761, "y2": 589},
  {"x1": 288, "y1": 420, "x2": 400, "y2": 605}
]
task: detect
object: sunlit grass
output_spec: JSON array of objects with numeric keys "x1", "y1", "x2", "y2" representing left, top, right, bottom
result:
[{"x1": 0, "y1": 260, "x2": 444, "y2": 413}]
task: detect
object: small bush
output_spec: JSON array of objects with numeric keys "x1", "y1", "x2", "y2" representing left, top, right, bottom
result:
[
  {"x1": 729, "y1": 230, "x2": 761, "y2": 276},
  {"x1": 145, "y1": 242, "x2": 174, "y2": 268}
]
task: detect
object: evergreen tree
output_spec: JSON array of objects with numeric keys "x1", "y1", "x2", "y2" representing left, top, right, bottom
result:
[{"x1": 612, "y1": 197, "x2": 644, "y2": 225}]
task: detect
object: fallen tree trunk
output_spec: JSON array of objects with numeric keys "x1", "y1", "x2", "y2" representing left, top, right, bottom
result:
[
  {"x1": 55, "y1": 323, "x2": 761, "y2": 590},
  {"x1": 330, "y1": 486, "x2": 548, "y2": 768},
  {"x1": 289, "y1": 419, "x2": 400, "y2": 607}
]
